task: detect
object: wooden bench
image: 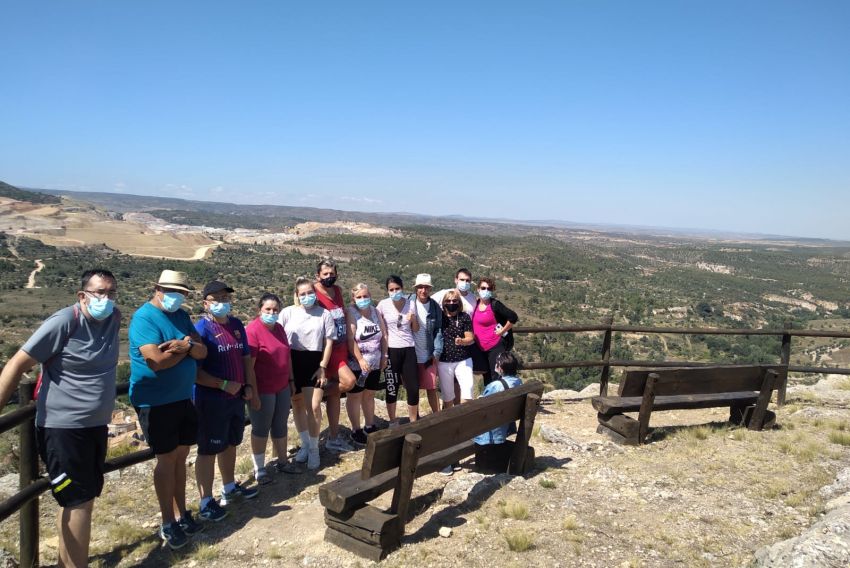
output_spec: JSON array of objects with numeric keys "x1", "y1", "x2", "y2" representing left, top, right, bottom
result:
[
  {"x1": 591, "y1": 365, "x2": 783, "y2": 445},
  {"x1": 319, "y1": 380, "x2": 544, "y2": 561}
]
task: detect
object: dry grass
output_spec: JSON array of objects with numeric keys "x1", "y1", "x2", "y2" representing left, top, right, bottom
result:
[
  {"x1": 539, "y1": 478, "x2": 556, "y2": 489},
  {"x1": 500, "y1": 499, "x2": 529, "y2": 520},
  {"x1": 562, "y1": 515, "x2": 579, "y2": 531},
  {"x1": 191, "y1": 543, "x2": 220, "y2": 561},
  {"x1": 828, "y1": 431, "x2": 850, "y2": 446},
  {"x1": 504, "y1": 529, "x2": 534, "y2": 552}
]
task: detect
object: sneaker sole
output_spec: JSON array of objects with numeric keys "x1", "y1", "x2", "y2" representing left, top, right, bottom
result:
[{"x1": 160, "y1": 534, "x2": 189, "y2": 550}]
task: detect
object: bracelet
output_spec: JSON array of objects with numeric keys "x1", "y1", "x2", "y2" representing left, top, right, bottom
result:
[{"x1": 220, "y1": 380, "x2": 228, "y2": 391}]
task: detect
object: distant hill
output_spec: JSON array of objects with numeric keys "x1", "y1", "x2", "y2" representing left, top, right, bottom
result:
[
  {"x1": 0, "y1": 181, "x2": 61, "y2": 204},
  {"x1": 25, "y1": 186, "x2": 850, "y2": 245}
]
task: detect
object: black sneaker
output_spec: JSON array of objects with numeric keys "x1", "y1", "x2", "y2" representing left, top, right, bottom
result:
[
  {"x1": 178, "y1": 511, "x2": 203, "y2": 535},
  {"x1": 198, "y1": 499, "x2": 228, "y2": 522},
  {"x1": 351, "y1": 429, "x2": 368, "y2": 446},
  {"x1": 159, "y1": 521, "x2": 188, "y2": 550},
  {"x1": 364, "y1": 424, "x2": 379, "y2": 434}
]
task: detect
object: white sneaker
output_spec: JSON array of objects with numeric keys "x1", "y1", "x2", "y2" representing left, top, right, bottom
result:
[
  {"x1": 440, "y1": 465, "x2": 454, "y2": 476},
  {"x1": 307, "y1": 448, "x2": 320, "y2": 470},
  {"x1": 326, "y1": 435, "x2": 354, "y2": 453},
  {"x1": 294, "y1": 446, "x2": 309, "y2": 463}
]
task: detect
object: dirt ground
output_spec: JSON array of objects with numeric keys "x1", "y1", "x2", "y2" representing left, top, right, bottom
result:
[{"x1": 3, "y1": 376, "x2": 849, "y2": 568}]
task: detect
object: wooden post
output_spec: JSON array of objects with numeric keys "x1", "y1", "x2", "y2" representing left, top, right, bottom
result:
[
  {"x1": 637, "y1": 373, "x2": 658, "y2": 444},
  {"x1": 389, "y1": 433, "x2": 422, "y2": 535},
  {"x1": 778, "y1": 322, "x2": 792, "y2": 406},
  {"x1": 509, "y1": 393, "x2": 541, "y2": 474},
  {"x1": 600, "y1": 316, "x2": 614, "y2": 396},
  {"x1": 19, "y1": 380, "x2": 38, "y2": 568}
]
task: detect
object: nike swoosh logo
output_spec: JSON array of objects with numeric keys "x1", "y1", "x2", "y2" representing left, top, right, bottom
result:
[{"x1": 360, "y1": 330, "x2": 380, "y2": 340}]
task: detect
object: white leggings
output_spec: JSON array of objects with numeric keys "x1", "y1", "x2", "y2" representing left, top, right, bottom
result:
[{"x1": 437, "y1": 358, "x2": 474, "y2": 401}]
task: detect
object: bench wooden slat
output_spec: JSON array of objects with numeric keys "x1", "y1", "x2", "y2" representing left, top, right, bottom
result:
[
  {"x1": 592, "y1": 391, "x2": 760, "y2": 415},
  {"x1": 361, "y1": 380, "x2": 544, "y2": 478},
  {"x1": 320, "y1": 440, "x2": 477, "y2": 514},
  {"x1": 619, "y1": 365, "x2": 784, "y2": 397},
  {"x1": 324, "y1": 505, "x2": 400, "y2": 548}
]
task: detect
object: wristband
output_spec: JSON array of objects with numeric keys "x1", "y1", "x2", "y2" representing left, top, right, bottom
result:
[{"x1": 221, "y1": 380, "x2": 228, "y2": 391}]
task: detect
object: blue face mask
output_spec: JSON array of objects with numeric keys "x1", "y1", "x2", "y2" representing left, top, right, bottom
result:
[
  {"x1": 300, "y1": 293, "x2": 317, "y2": 308},
  {"x1": 389, "y1": 290, "x2": 404, "y2": 302},
  {"x1": 355, "y1": 298, "x2": 372, "y2": 310},
  {"x1": 260, "y1": 312, "x2": 278, "y2": 325},
  {"x1": 209, "y1": 302, "x2": 231, "y2": 317},
  {"x1": 161, "y1": 292, "x2": 185, "y2": 312},
  {"x1": 478, "y1": 290, "x2": 492, "y2": 301},
  {"x1": 86, "y1": 296, "x2": 114, "y2": 320},
  {"x1": 457, "y1": 281, "x2": 471, "y2": 292}
]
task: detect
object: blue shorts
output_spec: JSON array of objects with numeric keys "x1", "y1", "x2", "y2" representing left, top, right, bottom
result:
[{"x1": 194, "y1": 395, "x2": 245, "y2": 455}]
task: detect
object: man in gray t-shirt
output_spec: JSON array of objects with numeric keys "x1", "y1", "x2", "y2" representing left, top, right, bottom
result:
[{"x1": 0, "y1": 269, "x2": 120, "y2": 568}]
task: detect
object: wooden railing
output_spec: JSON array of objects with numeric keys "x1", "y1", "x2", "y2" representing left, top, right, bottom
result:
[{"x1": 2, "y1": 319, "x2": 850, "y2": 566}]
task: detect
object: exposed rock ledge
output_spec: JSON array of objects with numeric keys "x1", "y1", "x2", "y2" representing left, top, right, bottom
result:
[{"x1": 752, "y1": 467, "x2": 850, "y2": 567}]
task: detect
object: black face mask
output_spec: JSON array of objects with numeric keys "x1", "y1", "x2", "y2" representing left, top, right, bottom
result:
[
  {"x1": 445, "y1": 303, "x2": 460, "y2": 313},
  {"x1": 319, "y1": 276, "x2": 337, "y2": 288}
]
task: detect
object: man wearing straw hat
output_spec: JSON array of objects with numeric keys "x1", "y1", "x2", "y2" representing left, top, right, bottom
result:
[
  {"x1": 0, "y1": 268, "x2": 121, "y2": 568},
  {"x1": 128, "y1": 270, "x2": 208, "y2": 549}
]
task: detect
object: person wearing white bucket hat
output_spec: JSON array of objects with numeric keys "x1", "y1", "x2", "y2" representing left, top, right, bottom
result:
[
  {"x1": 410, "y1": 274, "x2": 443, "y2": 417},
  {"x1": 129, "y1": 270, "x2": 208, "y2": 549}
]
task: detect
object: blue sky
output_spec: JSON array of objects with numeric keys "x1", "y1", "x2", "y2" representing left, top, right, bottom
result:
[{"x1": 1, "y1": 1, "x2": 849, "y2": 239}]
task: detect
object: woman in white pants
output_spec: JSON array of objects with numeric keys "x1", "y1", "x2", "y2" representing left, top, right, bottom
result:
[{"x1": 436, "y1": 290, "x2": 475, "y2": 408}]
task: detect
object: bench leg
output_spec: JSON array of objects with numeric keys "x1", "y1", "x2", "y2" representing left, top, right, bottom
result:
[
  {"x1": 509, "y1": 393, "x2": 541, "y2": 475},
  {"x1": 749, "y1": 369, "x2": 778, "y2": 431},
  {"x1": 637, "y1": 373, "x2": 658, "y2": 444},
  {"x1": 390, "y1": 433, "x2": 422, "y2": 535},
  {"x1": 597, "y1": 413, "x2": 640, "y2": 445}
]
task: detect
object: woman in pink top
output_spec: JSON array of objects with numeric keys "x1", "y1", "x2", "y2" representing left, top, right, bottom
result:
[
  {"x1": 471, "y1": 277, "x2": 519, "y2": 386},
  {"x1": 376, "y1": 275, "x2": 420, "y2": 424},
  {"x1": 246, "y1": 293, "x2": 295, "y2": 483}
]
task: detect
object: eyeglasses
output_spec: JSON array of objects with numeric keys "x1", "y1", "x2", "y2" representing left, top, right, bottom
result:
[{"x1": 85, "y1": 289, "x2": 118, "y2": 301}]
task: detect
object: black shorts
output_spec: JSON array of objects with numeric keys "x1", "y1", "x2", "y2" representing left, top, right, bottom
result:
[
  {"x1": 135, "y1": 399, "x2": 198, "y2": 455},
  {"x1": 37, "y1": 426, "x2": 107, "y2": 508},
  {"x1": 194, "y1": 395, "x2": 246, "y2": 455},
  {"x1": 291, "y1": 350, "x2": 323, "y2": 394},
  {"x1": 363, "y1": 369, "x2": 383, "y2": 391}
]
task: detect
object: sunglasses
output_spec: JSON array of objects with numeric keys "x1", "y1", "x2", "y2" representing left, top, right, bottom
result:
[{"x1": 397, "y1": 314, "x2": 403, "y2": 329}]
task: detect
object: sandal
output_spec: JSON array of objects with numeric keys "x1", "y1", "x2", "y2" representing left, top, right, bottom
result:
[{"x1": 274, "y1": 460, "x2": 302, "y2": 474}]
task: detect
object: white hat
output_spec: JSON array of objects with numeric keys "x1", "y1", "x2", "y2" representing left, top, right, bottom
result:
[
  {"x1": 154, "y1": 270, "x2": 193, "y2": 293},
  {"x1": 414, "y1": 273, "x2": 433, "y2": 288}
]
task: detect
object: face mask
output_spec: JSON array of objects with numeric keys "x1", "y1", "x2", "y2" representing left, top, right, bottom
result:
[
  {"x1": 355, "y1": 298, "x2": 372, "y2": 310},
  {"x1": 444, "y1": 302, "x2": 460, "y2": 313},
  {"x1": 457, "y1": 281, "x2": 471, "y2": 292},
  {"x1": 320, "y1": 276, "x2": 337, "y2": 288},
  {"x1": 86, "y1": 296, "x2": 114, "y2": 320},
  {"x1": 260, "y1": 312, "x2": 278, "y2": 325},
  {"x1": 479, "y1": 290, "x2": 492, "y2": 301},
  {"x1": 209, "y1": 302, "x2": 231, "y2": 317},
  {"x1": 300, "y1": 293, "x2": 317, "y2": 308},
  {"x1": 161, "y1": 292, "x2": 185, "y2": 312},
  {"x1": 389, "y1": 290, "x2": 404, "y2": 302}
]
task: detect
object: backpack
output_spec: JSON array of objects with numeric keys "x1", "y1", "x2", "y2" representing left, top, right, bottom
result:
[{"x1": 33, "y1": 304, "x2": 80, "y2": 400}]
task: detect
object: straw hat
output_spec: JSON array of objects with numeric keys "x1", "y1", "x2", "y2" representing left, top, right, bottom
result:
[{"x1": 154, "y1": 270, "x2": 193, "y2": 293}]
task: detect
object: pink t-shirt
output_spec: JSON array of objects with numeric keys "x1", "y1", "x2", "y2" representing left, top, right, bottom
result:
[
  {"x1": 472, "y1": 303, "x2": 501, "y2": 352},
  {"x1": 246, "y1": 319, "x2": 291, "y2": 394}
]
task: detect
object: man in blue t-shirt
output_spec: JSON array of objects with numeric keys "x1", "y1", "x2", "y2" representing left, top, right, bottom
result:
[
  {"x1": 128, "y1": 270, "x2": 207, "y2": 550},
  {"x1": 192, "y1": 280, "x2": 259, "y2": 520},
  {"x1": 0, "y1": 269, "x2": 120, "y2": 567},
  {"x1": 474, "y1": 351, "x2": 523, "y2": 446}
]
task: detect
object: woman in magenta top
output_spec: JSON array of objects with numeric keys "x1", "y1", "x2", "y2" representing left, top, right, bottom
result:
[
  {"x1": 471, "y1": 277, "x2": 518, "y2": 385},
  {"x1": 246, "y1": 293, "x2": 295, "y2": 483}
]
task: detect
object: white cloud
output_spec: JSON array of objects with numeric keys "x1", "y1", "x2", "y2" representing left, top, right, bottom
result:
[{"x1": 339, "y1": 196, "x2": 383, "y2": 204}]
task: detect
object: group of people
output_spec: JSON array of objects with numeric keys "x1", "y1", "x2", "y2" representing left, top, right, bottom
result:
[{"x1": 0, "y1": 262, "x2": 520, "y2": 564}]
